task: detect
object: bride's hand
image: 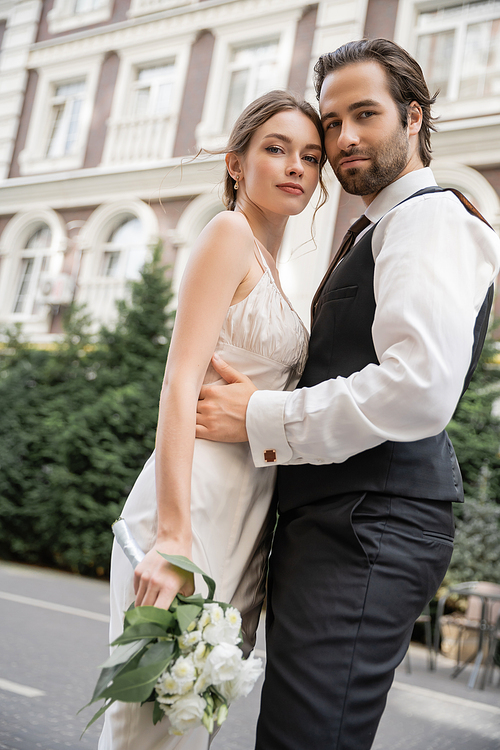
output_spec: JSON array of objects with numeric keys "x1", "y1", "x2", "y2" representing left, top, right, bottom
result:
[{"x1": 133, "y1": 540, "x2": 195, "y2": 610}]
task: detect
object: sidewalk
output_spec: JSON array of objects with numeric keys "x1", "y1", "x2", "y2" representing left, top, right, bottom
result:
[{"x1": 373, "y1": 643, "x2": 500, "y2": 750}]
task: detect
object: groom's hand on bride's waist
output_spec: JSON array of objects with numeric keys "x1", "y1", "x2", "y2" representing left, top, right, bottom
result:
[{"x1": 196, "y1": 353, "x2": 256, "y2": 442}]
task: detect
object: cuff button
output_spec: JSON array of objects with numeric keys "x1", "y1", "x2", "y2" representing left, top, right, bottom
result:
[{"x1": 264, "y1": 449, "x2": 277, "y2": 463}]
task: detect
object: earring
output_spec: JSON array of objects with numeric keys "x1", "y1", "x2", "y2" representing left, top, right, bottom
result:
[{"x1": 234, "y1": 175, "x2": 239, "y2": 190}]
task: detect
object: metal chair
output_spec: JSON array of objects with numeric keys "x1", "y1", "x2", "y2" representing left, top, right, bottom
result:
[
  {"x1": 404, "y1": 604, "x2": 435, "y2": 673},
  {"x1": 434, "y1": 581, "x2": 500, "y2": 689}
]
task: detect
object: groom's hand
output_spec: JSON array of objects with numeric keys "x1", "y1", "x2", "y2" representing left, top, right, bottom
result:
[{"x1": 196, "y1": 354, "x2": 257, "y2": 442}]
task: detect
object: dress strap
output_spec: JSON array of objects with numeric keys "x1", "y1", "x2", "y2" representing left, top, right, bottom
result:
[{"x1": 253, "y1": 238, "x2": 271, "y2": 274}]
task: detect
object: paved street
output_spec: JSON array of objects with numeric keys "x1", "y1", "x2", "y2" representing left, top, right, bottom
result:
[{"x1": 1, "y1": 561, "x2": 499, "y2": 749}]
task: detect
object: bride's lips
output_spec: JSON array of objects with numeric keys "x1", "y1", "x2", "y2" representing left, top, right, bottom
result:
[{"x1": 277, "y1": 183, "x2": 304, "y2": 195}]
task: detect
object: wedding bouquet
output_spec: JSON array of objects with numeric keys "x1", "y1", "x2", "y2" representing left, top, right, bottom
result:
[{"x1": 82, "y1": 519, "x2": 263, "y2": 736}]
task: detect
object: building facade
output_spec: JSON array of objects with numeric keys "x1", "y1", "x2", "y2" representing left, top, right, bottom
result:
[{"x1": 0, "y1": 0, "x2": 499, "y2": 341}]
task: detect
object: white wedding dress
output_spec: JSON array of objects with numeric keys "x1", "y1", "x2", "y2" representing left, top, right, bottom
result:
[{"x1": 98, "y1": 245, "x2": 308, "y2": 750}]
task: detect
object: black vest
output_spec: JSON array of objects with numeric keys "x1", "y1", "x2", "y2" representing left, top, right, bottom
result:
[{"x1": 277, "y1": 187, "x2": 494, "y2": 512}]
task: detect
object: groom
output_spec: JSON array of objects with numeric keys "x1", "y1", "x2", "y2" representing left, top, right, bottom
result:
[{"x1": 196, "y1": 39, "x2": 500, "y2": 749}]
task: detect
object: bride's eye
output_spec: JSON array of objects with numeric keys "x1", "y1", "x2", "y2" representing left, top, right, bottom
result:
[{"x1": 266, "y1": 145, "x2": 284, "y2": 154}]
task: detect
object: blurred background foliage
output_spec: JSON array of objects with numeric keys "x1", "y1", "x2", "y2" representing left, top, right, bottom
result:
[
  {"x1": 0, "y1": 257, "x2": 499, "y2": 583},
  {"x1": 0, "y1": 243, "x2": 174, "y2": 577}
]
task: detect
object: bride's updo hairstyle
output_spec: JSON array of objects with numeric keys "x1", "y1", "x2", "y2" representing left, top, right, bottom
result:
[{"x1": 223, "y1": 90, "x2": 328, "y2": 212}]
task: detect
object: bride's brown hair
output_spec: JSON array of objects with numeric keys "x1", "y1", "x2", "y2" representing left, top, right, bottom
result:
[{"x1": 223, "y1": 90, "x2": 328, "y2": 212}]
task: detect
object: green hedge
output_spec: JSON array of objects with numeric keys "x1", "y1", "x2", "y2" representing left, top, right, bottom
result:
[
  {"x1": 0, "y1": 245, "x2": 174, "y2": 576},
  {"x1": 1, "y1": 244, "x2": 500, "y2": 583}
]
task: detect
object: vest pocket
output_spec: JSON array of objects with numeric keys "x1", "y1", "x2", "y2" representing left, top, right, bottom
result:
[{"x1": 322, "y1": 285, "x2": 358, "y2": 302}]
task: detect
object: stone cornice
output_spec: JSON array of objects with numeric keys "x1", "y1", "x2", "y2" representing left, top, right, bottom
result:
[
  {"x1": 0, "y1": 156, "x2": 227, "y2": 213},
  {"x1": 29, "y1": 0, "x2": 312, "y2": 65}
]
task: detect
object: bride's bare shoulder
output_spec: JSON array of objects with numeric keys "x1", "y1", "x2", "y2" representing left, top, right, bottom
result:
[{"x1": 200, "y1": 211, "x2": 254, "y2": 247}]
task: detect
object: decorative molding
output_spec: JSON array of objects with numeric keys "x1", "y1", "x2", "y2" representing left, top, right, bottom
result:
[
  {"x1": 128, "y1": 0, "x2": 197, "y2": 18},
  {"x1": 47, "y1": 0, "x2": 113, "y2": 35},
  {"x1": 432, "y1": 160, "x2": 500, "y2": 232},
  {"x1": 0, "y1": 206, "x2": 67, "y2": 331},
  {"x1": 101, "y1": 36, "x2": 193, "y2": 166},
  {"x1": 196, "y1": 8, "x2": 302, "y2": 149},
  {"x1": 18, "y1": 54, "x2": 103, "y2": 176},
  {"x1": 0, "y1": 156, "x2": 226, "y2": 213},
  {"x1": 0, "y1": 0, "x2": 43, "y2": 180}
]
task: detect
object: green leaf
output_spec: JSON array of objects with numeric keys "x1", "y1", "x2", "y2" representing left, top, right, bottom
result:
[
  {"x1": 159, "y1": 553, "x2": 216, "y2": 601},
  {"x1": 153, "y1": 699, "x2": 165, "y2": 725},
  {"x1": 100, "y1": 659, "x2": 169, "y2": 703},
  {"x1": 124, "y1": 605, "x2": 175, "y2": 630},
  {"x1": 111, "y1": 623, "x2": 167, "y2": 645},
  {"x1": 90, "y1": 648, "x2": 147, "y2": 704},
  {"x1": 139, "y1": 640, "x2": 175, "y2": 669},
  {"x1": 80, "y1": 698, "x2": 116, "y2": 736},
  {"x1": 176, "y1": 602, "x2": 203, "y2": 634},
  {"x1": 177, "y1": 593, "x2": 205, "y2": 606},
  {"x1": 100, "y1": 639, "x2": 149, "y2": 669}
]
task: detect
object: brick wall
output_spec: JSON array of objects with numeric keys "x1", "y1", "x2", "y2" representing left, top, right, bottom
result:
[
  {"x1": 8, "y1": 69, "x2": 38, "y2": 179},
  {"x1": 287, "y1": 4, "x2": 318, "y2": 98},
  {"x1": 84, "y1": 52, "x2": 120, "y2": 169},
  {"x1": 173, "y1": 30, "x2": 215, "y2": 158}
]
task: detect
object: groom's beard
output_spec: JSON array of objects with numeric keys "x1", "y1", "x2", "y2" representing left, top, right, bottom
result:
[{"x1": 332, "y1": 124, "x2": 410, "y2": 197}]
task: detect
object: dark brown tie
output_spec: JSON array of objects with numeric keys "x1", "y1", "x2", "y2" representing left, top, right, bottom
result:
[{"x1": 311, "y1": 214, "x2": 371, "y2": 322}]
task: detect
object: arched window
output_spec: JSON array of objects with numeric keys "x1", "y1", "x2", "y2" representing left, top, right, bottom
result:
[
  {"x1": 12, "y1": 224, "x2": 53, "y2": 315},
  {"x1": 99, "y1": 217, "x2": 147, "y2": 280},
  {"x1": 77, "y1": 200, "x2": 159, "y2": 329}
]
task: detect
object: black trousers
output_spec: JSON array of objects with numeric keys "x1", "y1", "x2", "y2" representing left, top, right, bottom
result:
[{"x1": 255, "y1": 492, "x2": 455, "y2": 750}]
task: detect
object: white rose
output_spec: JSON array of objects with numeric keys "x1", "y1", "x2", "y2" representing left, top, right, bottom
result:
[
  {"x1": 165, "y1": 692, "x2": 206, "y2": 734},
  {"x1": 217, "y1": 654, "x2": 263, "y2": 703},
  {"x1": 203, "y1": 642, "x2": 242, "y2": 684},
  {"x1": 203, "y1": 619, "x2": 228, "y2": 646}
]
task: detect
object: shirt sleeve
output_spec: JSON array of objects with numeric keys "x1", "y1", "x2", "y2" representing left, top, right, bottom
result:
[{"x1": 246, "y1": 192, "x2": 500, "y2": 468}]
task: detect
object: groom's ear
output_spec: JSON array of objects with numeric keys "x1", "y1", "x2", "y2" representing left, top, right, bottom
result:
[
  {"x1": 225, "y1": 152, "x2": 243, "y2": 182},
  {"x1": 407, "y1": 101, "x2": 423, "y2": 135}
]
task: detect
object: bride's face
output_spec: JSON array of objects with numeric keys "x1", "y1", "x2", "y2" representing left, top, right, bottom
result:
[{"x1": 237, "y1": 110, "x2": 323, "y2": 217}]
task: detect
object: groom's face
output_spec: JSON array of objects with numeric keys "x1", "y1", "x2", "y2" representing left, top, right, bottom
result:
[{"x1": 319, "y1": 60, "x2": 413, "y2": 204}]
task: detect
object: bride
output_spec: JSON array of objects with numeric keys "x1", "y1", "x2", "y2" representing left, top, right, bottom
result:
[{"x1": 99, "y1": 90, "x2": 326, "y2": 750}]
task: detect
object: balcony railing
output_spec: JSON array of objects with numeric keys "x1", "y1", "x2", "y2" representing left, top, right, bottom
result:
[
  {"x1": 103, "y1": 114, "x2": 173, "y2": 165},
  {"x1": 128, "y1": 0, "x2": 197, "y2": 18}
]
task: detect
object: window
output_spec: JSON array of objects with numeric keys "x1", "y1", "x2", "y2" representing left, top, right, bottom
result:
[
  {"x1": 99, "y1": 218, "x2": 147, "y2": 281},
  {"x1": 46, "y1": 81, "x2": 86, "y2": 159},
  {"x1": 102, "y1": 45, "x2": 190, "y2": 165},
  {"x1": 74, "y1": 0, "x2": 107, "y2": 12},
  {"x1": 76, "y1": 203, "x2": 157, "y2": 330},
  {"x1": 47, "y1": 0, "x2": 112, "y2": 33},
  {"x1": 132, "y1": 63, "x2": 176, "y2": 118},
  {"x1": 12, "y1": 225, "x2": 52, "y2": 316},
  {"x1": 18, "y1": 56, "x2": 101, "y2": 175},
  {"x1": 223, "y1": 40, "x2": 280, "y2": 131},
  {"x1": 416, "y1": 0, "x2": 500, "y2": 101}
]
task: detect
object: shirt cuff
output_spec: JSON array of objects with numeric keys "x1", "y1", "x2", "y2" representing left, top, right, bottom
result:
[{"x1": 246, "y1": 389, "x2": 293, "y2": 467}]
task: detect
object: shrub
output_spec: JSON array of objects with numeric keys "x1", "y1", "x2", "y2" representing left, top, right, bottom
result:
[{"x1": 0, "y1": 244, "x2": 174, "y2": 576}]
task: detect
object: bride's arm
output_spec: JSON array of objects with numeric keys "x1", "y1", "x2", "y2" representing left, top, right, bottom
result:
[{"x1": 133, "y1": 212, "x2": 256, "y2": 609}]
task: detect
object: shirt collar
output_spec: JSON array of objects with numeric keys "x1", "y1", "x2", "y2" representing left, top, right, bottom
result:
[{"x1": 364, "y1": 167, "x2": 437, "y2": 224}]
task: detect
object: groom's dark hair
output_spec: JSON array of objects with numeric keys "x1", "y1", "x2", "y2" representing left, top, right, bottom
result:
[{"x1": 314, "y1": 38, "x2": 438, "y2": 167}]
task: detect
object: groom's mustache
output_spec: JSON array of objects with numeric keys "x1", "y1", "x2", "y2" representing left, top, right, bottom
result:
[{"x1": 333, "y1": 148, "x2": 371, "y2": 170}]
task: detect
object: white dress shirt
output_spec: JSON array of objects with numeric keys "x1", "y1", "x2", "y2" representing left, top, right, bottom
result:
[{"x1": 246, "y1": 168, "x2": 500, "y2": 467}]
